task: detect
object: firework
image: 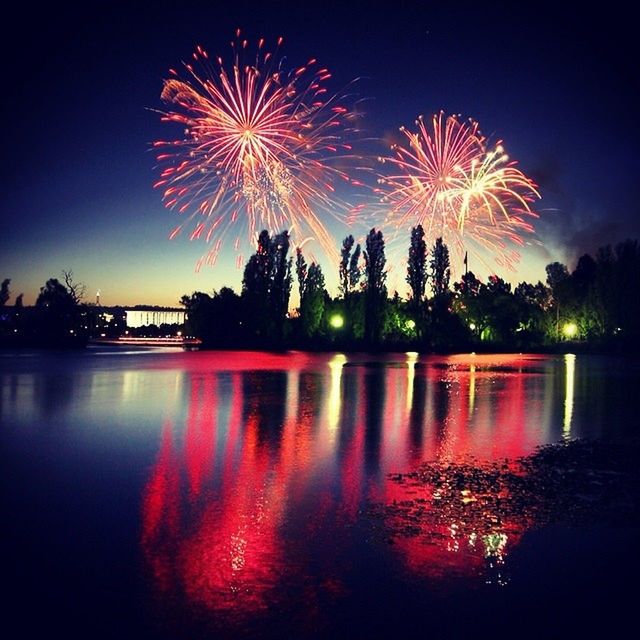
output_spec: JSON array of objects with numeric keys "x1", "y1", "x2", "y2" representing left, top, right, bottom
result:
[
  {"x1": 154, "y1": 31, "x2": 358, "y2": 267},
  {"x1": 377, "y1": 112, "x2": 540, "y2": 269}
]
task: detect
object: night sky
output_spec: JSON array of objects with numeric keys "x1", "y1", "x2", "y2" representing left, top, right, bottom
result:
[{"x1": 3, "y1": 1, "x2": 637, "y2": 306}]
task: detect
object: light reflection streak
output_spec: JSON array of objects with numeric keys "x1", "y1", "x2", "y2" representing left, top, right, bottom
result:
[
  {"x1": 564, "y1": 353, "x2": 576, "y2": 437},
  {"x1": 468, "y1": 363, "x2": 476, "y2": 412},
  {"x1": 327, "y1": 354, "x2": 346, "y2": 433},
  {"x1": 405, "y1": 351, "x2": 418, "y2": 414}
]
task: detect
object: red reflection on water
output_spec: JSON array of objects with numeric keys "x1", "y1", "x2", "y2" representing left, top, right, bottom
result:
[
  {"x1": 370, "y1": 354, "x2": 543, "y2": 582},
  {"x1": 141, "y1": 420, "x2": 180, "y2": 593},
  {"x1": 141, "y1": 353, "x2": 556, "y2": 621},
  {"x1": 184, "y1": 375, "x2": 217, "y2": 497},
  {"x1": 180, "y1": 409, "x2": 285, "y2": 614}
]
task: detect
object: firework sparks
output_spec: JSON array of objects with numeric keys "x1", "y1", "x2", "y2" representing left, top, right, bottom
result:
[
  {"x1": 154, "y1": 31, "x2": 358, "y2": 267},
  {"x1": 377, "y1": 111, "x2": 540, "y2": 270}
]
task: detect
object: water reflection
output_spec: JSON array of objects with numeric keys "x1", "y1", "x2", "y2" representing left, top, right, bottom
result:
[
  {"x1": 564, "y1": 353, "x2": 576, "y2": 436},
  {"x1": 138, "y1": 352, "x2": 607, "y2": 628},
  {"x1": 3, "y1": 350, "x2": 638, "y2": 636}
]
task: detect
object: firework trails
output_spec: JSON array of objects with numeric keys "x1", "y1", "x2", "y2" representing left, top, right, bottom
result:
[
  {"x1": 154, "y1": 31, "x2": 359, "y2": 268},
  {"x1": 377, "y1": 112, "x2": 540, "y2": 269}
]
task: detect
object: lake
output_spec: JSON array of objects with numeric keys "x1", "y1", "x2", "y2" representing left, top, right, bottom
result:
[{"x1": 1, "y1": 349, "x2": 638, "y2": 638}]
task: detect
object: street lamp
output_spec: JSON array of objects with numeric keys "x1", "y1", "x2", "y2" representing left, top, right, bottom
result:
[{"x1": 329, "y1": 313, "x2": 344, "y2": 329}]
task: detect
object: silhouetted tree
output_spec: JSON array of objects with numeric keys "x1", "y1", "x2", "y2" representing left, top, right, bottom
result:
[
  {"x1": 37, "y1": 278, "x2": 75, "y2": 309},
  {"x1": 181, "y1": 291, "x2": 214, "y2": 342},
  {"x1": 546, "y1": 261, "x2": 570, "y2": 339},
  {"x1": 427, "y1": 238, "x2": 461, "y2": 348},
  {"x1": 14, "y1": 293, "x2": 23, "y2": 308},
  {"x1": 242, "y1": 229, "x2": 292, "y2": 342},
  {"x1": 545, "y1": 261, "x2": 570, "y2": 292},
  {"x1": 456, "y1": 271, "x2": 482, "y2": 297},
  {"x1": 453, "y1": 271, "x2": 485, "y2": 337},
  {"x1": 364, "y1": 228, "x2": 387, "y2": 344},
  {"x1": 483, "y1": 276, "x2": 520, "y2": 342},
  {"x1": 339, "y1": 235, "x2": 355, "y2": 297},
  {"x1": 568, "y1": 254, "x2": 600, "y2": 338},
  {"x1": 510, "y1": 281, "x2": 550, "y2": 346},
  {"x1": 406, "y1": 224, "x2": 427, "y2": 313},
  {"x1": 573, "y1": 254, "x2": 597, "y2": 292},
  {"x1": 180, "y1": 288, "x2": 242, "y2": 346},
  {"x1": 339, "y1": 234, "x2": 362, "y2": 299},
  {"x1": 349, "y1": 244, "x2": 362, "y2": 291},
  {"x1": 300, "y1": 263, "x2": 326, "y2": 338},
  {"x1": 270, "y1": 231, "x2": 293, "y2": 340},
  {"x1": 32, "y1": 278, "x2": 84, "y2": 345},
  {"x1": 62, "y1": 270, "x2": 86, "y2": 305},
  {"x1": 295, "y1": 247, "x2": 308, "y2": 301},
  {"x1": 429, "y1": 237, "x2": 450, "y2": 297},
  {"x1": 294, "y1": 246, "x2": 326, "y2": 338},
  {"x1": 0, "y1": 279, "x2": 9, "y2": 307}
]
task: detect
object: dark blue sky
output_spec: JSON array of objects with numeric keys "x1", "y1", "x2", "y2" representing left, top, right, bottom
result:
[{"x1": 3, "y1": 1, "x2": 637, "y2": 305}]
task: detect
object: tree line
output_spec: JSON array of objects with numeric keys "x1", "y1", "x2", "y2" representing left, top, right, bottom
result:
[
  {"x1": 0, "y1": 271, "x2": 89, "y2": 347},
  {"x1": 178, "y1": 228, "x2": 640, "y2": 351},
  {"x1": 2, "y1": 232, "x2": 638, "y2": 350}
]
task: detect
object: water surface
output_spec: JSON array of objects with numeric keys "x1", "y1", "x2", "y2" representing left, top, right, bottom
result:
[{"x1": 1, "y1": 350, "x2": 637, "y2": 637}]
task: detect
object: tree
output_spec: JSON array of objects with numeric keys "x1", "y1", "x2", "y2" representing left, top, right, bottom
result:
[
  {"x1": 33, "y1": 278, "x2": 84, "y2": 345},
  {"x1": 295, "y1": 247, "x2": 308, "y2": 301},
  {"x1": 300, "y1": 263, "x2": 326, "y2": 338},
  {"x1": 429, "y1": 237, "x2": 450, "y2": 297},
  {"x1": 180, "y1": 287, "x2": 243, "y2": 346},
  {"x1": 349, "y1": 243, "x2": 362, "y2": 292},
  {"x1": 545, "y1": 261, "x2": 570, "y2": 340},
  {"x1": 0, "y1": 278, "x2": 9, "y2": 307},
  {"x1": 453, "y1": 271, "x2": 484, "y2": 337},
  {"x1": 339, "y1": 235, "x2": 355, "y2": 297},
  {"x1": 545, "y1": 262, "x2": 569, "y2": 298},
  {"x1": 180, "y1": 291, "x2": 214, "y2": 342},
  {"x1": 36, "y1": 278, "x2": 75, "y2": 309},
  {"x1": 483, "y1": 276, "x2": 519, "y2": 342},
  {"x1": 406, "y1": 224, "x2": 427, "y2": 313},
  {"x1": 339, "y1": 234, "x2": 362, "y2": 297},
  {"x1": 270, "y1": 231, "x2": 293, "y2": 340},
  {"x1": 570, "y1": 254, "x2": 600, "y2": 339},
  {"x1": 14, "y1": 293, "x2": 23, "y2": 308},
  {"x1": 363, "y1": 228, "x2": 387, "y2": 343},
  {"x1": 455, "y1": 271, "x2": 482, "y2": 297},
  {"x1": 62, "y1": 270, "x2": 86, "y2": 305},
  {"x1": 242, "y1": 229, "x2": 292, "y2": 342},
  {"x1": 514, "y1": 281, "x2": 551, "y2": 340},
  {"x1": 295, "y1": 246, "x2": 326, "y2": 338}
]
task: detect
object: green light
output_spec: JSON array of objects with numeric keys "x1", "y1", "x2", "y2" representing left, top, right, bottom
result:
[
  {"x1": 562, "y1": 322, "x2": 578, "y2": 338},
  {"x1": 405, "y1": 319, "x2": 416, "y2": 330},
  {"x1": 329, "y1": 313, "x2": 344, "y2": 329}
]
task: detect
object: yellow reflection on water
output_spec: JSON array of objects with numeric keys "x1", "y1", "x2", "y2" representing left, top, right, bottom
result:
[
  {"x1": 405, "y1": 352, "x2": 418, "y2": 413},
  {"x1": 563, "y1": 353, "x2": 576, "y2": 436},
  {"x1": 469, "y1": 364, "x2": 476, "y2": 413},
  {"x1": 327, "y1": 354, "x2": 347, "y2": 432},
  {"x1": 286, "y1": 369, "x2": 299, "y2": 426}
]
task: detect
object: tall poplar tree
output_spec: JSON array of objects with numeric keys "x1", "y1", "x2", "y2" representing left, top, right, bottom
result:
[
  {"x1": 406, "y1": 224, "x2": 427, "y2": 312},
  {"x1": 363, "y1": 228, "x2": 387, "y2": 343}
]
